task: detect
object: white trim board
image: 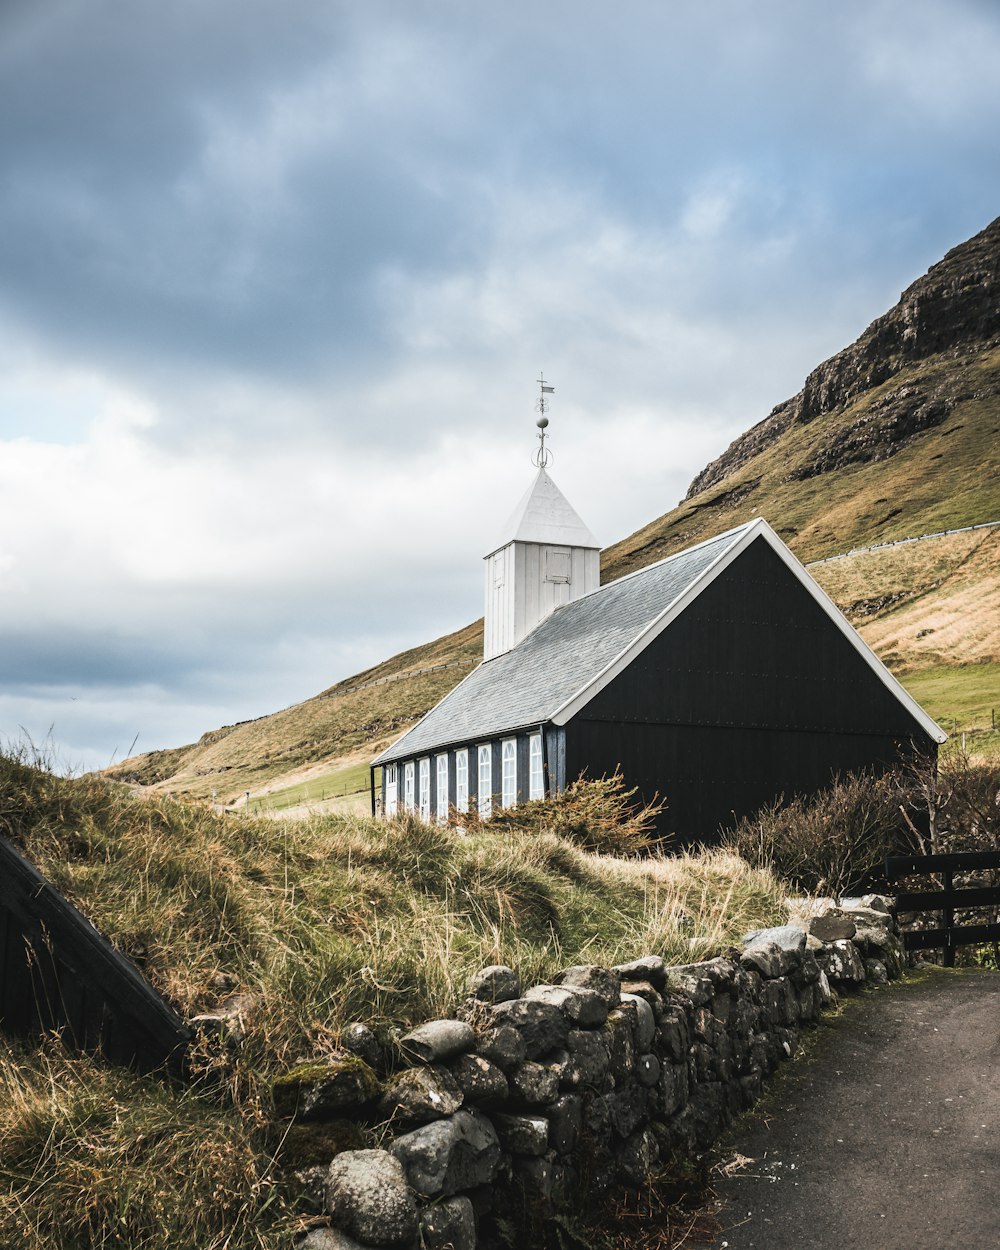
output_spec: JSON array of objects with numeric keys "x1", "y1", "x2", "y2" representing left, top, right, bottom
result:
[{"x1": 552, "y1": 516, "x2": 948, "y2": 745}]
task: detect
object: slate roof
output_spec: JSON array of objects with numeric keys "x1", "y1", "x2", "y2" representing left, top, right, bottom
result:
[
  {"x1": 373, "y1": 521, "x2": 753, "y2": 765},
  {"x1": 487, "y1": 467, "x2": 600, "y2": 555}
]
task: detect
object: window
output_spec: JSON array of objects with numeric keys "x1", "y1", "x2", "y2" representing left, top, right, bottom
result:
[
  {"x1": 419, "y1": 758, "x2": 431, "y2": 822},
  {"x1": 436, "y1": 754, "x2": 449, "y2": 823},
  {"x1": 384, "y1": 764, "x2": 397, "y2": 817},
  {"x1": 545, "y1": 547, "x2": 571, "y2": 583},
  {"x1": 478, "y1": 744, "x2": 492, "y2": 817},
  {"x1": 529, "y1": 733, "x2": 544, "y2": 800},
  {"x1": 403, "y1": 762, "x2": 415, "y2": 813},
  {"x1": 501, "y1": 739, "x2": 517, "y2": 808},
  {"x1": 455, "y1": 750, "x2": 469, "y2": 813}
]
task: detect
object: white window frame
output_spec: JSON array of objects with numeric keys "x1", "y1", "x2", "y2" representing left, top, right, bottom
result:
[
  {"x1": 455, "y1": 749, "x2": 469, "y2": 813},
  {"x1": 436, "y1": 754, "x2": 449, "y2": 823},
  {"x1": 403, "y1": 761, "x2": 415, "y2": 813},
  {"x1": 529, "y1": 733, "x2": 544, "y2": 801},
  {"x1": 384, "y1": 764, "x2": 398, "y2": 817},
  {"x1": 501, "y1": 738, "x2": 517, "y2": 809},
  {"x1": 419, "y1": 757, "x2": 431, "y2": 822},
  {"x1": 477, "y1": 744, "x2": 492, "y2": 818}
]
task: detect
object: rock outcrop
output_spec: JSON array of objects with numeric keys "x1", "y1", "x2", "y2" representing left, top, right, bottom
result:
[{"x1": 686, "y1": 215, "x2": 1000, "y2": 498}]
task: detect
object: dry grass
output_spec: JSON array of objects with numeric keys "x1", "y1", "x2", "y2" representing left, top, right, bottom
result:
[{"x1": 0, "y1": 750, "x2": 787, "y2": 1250}]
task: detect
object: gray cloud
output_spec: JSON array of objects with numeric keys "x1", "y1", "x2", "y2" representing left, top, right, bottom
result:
[{"x1": 1, "y1": 0, "x2": 999, "y2": 768}]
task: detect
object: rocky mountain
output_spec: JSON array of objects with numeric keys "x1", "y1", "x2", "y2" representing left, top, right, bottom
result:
[{"x1": 687, "y1": 215, "x2": 1000, "y2": 498}]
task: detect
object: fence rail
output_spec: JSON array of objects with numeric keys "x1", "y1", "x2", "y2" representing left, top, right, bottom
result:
[{"x1": 886, "y1": 850, "x2": 1000, "y2": 966}]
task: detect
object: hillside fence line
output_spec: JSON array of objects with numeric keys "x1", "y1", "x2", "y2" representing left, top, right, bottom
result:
[{"x1": 806, "y1": 519, "x2": 1000, "y2": 565}]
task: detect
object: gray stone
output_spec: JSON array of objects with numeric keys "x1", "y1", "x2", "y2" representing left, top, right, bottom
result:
[
  {"x1": 865, "y1": 958, "x2": 889, "y2": 985},
  {"x1": 449, "y1": 1053, "x2": 508, "y2": 1106},
  {"x1": 557, "y1": 1029, "x2": 610, "y2": 1090},
  {"x1": 493, "y1": 1112, "x2": 549, "y2": 1156},
  {"x1": 390, "y1": 1109, "x2": 501, "y2": 1198},
  {"x1": 605, "y1": 1008, "x2": 635, "y2": 1082},
  {"x1": 816, "y1": 969, "x2": 835, "y2": 1007},
  {"x1": 324, "y1": 1149, "x2": 417, "y2": 1247},
  {"x1": 620, "y1": 992, "x2": 656, "y2": 1050},
  {"x1": 619, "y1": 980, "x2": 665, "y2": 1022},
  {"x1": 743, "y1": 923, "x2": 807, "y2": 950},
  {"x1": 467, "y1": 965, "x2": 521, "y2": 1004},
  {"x1": 669, "y1": 958, "x2": 738, "y2": 990},
  {"x1": 419, "y1": 1196, "x2": 477, "y2": 1250},
  {"x1": 488, "y1": 998, "x2": 570, "y2": 1059},
  {"x1": 808, "y1": 910, "x2": 858, "y2": 942},
  {"x1": 635, "y1": 1052, "x2": 660, "y2": 1088},
  {"x1": 399, "y1": 1020, "x2": 476, "y2": 1065},
  {"x1": 840, "y1": 894, "x2": 892, "y2": 916},
  {"x1": 509, "y1": 1059, "x2": 559, "y2": 1106},
  {"x1": 612, "y1": 955, "x2": 668, "y2": 991},
  {"x1": 341, "y1": 1023, "x2": 381, "y2": 1071},
  {"x1": 608, "y1": 1087, "x2": 647, "y2": 1138},
  {"x1": 547, "y1": 1093, "x2": 582, "y2": 1156},
  {"x1": 816, "y1": 939, "x2": 866, "y2": 984},
  {"x1": 523, "y1": 983, "x2": 609, "y2": 1027},
  {"x1": 554, "y1": 964, "x2": 622, "y2": 1008},
  {"x1": 297, "y1": 1229, "x2": 366, "y2": 1250},
  {"x1": 474, "y1": 1024, "x2": 526, "y2": 1072},
  {"x1": 293, "y1": 1165, "x2": 328, "y2": 1215},
  {"x1": 273, "y1": 1055, "x2": 382, "y2": 1120},
  {"x1": 667, "y1": 969, "x2": 713, "y2": 1006},
  {"x1": 617, "y1": 1127, "x2": 658, "y2": 1186},
  {"x1": 378, "y1": 1065, "x2": 464, "y2": 1125}
]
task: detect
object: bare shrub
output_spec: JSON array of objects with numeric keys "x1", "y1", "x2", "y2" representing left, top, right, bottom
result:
[{"x1": 723, "y1": 771, "x2": 903, "y2": 896}]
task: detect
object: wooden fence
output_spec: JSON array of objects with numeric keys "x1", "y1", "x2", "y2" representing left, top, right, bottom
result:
[
  {"x1": 885, "y1": 850, "x2": 1000, "y2": 966},
  {"x1": 0, "y1": 835, "x2": 190, "y2": 1071}
]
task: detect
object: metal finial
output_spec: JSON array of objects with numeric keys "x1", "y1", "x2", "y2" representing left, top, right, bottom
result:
[{"x1": 532, "y1": 373, "x2": 554, "y2": 468}]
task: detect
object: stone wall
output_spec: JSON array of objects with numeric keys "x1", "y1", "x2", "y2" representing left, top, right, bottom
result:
[{"x1": 285, "y1": 896, "x2": 903, "y2": 1250}]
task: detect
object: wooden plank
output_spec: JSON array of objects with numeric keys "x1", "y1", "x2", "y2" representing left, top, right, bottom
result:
[
  {"x1": 886, "y1": 851, "x2": 1000, "y2": 878},
  {"x1": 902, "y1": 923, "x2": 1000, "y2": 951},
  {"x1": 0, "y1": 835, "x2": 190, "y2": 1070},
  {"x1": 895, "y1": 885, "x2": 1000, "y2": 912}
]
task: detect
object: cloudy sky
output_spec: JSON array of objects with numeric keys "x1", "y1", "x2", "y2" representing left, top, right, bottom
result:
[{"x1": 2, "y1": 0, "x2": 999, "y2": 772}]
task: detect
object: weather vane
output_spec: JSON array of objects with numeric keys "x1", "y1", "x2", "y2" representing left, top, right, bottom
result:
[{"x1": 532, "y1": 373, "x2": 555, "y2": 468}]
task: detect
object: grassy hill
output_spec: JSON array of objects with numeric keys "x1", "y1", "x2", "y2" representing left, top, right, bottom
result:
[{"x1": 108, "y1": 219, "x2": 1000, "y2": 809}]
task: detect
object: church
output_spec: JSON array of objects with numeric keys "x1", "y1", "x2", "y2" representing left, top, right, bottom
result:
[{"x1": 371, "y1": 419, "x2": 945, "y2": 843}]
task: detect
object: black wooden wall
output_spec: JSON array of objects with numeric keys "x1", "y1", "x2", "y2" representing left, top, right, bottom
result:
[
  {"x1": 0, "y1": 836, "x2": 190, "y2": 1071},
  {"x1": 566, "y1": 537, "x2": 937, "y2": 843}
]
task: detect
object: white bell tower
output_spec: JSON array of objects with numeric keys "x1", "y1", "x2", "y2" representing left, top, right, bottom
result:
[{"x1": 483, "y1": 379, "x2": 601, "y2": 661}]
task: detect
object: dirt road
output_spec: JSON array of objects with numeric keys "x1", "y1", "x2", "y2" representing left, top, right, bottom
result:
[{"x1": 709, "y1": 968, "x2": 1000, "y2": 1249}]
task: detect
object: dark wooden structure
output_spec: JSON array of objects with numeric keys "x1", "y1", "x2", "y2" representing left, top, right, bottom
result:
[
  {"x1": 887, "y1": 850, "x2": 1000, "y2": 966},
  {"x1": 373, "y1": 518, "x2": 946, "y2": 843},
  {"x1": 0, "y1": 835, "x2": 190, "y2": 1070}
]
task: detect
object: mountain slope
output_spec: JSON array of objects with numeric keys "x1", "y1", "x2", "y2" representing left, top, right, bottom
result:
[{"x1": 108, "y1": 218, "x2": 1000, "y2": 806}]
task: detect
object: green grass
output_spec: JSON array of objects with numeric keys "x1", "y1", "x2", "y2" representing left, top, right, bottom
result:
[
  {"x1": 0, "y1": 750, "x2": 788, "y2": 1250},
  {"x1": 900, "y1": 663, "x2": 1000, "y2": 733},
  {"x1": 251, "y1": 761, "x2": 373, "y2": 813}
]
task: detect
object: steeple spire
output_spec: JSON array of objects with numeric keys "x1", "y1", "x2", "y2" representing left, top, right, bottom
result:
[{"x1": 482, "y1": 379, "x2": 601, "y2": 660}]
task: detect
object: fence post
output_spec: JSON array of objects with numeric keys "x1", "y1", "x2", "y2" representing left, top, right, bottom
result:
[{"x1": 943, "y1": 867, "x2": 955, "y2": 968}]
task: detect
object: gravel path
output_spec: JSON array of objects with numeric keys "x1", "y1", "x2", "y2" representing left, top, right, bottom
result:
[{"x1": 708, "y1": 968, "x2": 1000, "y2": 1250}]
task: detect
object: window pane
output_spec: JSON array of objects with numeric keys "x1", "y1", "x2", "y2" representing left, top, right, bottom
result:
[
  {"x1": 436, "y1": 755, "x2": 449, "y2": 822},
  {"x1": 478, "y1": 745, "x2": 492, "y2": 817},
  {"x1": 404, "y1": 762, "x2": 415, "y2": 812},
  {"x1": 455, "y1": 750, "x2": 468, "y2": 813},
  {"x1": 502, "y1": 739, "x2": 517, "y2": 808},
  {"x1": 419, "y1": 758, "x2": 430, "y2": 822},
  {"x1": 529, "y1": 734, "x2": 543, "y2": 800}
]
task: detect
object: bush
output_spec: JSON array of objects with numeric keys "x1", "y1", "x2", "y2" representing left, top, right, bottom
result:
[
  {"x1": 452, "y1": 771, "x2": 665, "y2": 857},
  {"x1": 723, "y1": 771, "x2": 903, "y2": 896}
]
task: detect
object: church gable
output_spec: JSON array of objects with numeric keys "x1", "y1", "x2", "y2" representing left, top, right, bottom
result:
[{"x1": 579, "y1": 535, "x2": 934, "y2": 740}]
